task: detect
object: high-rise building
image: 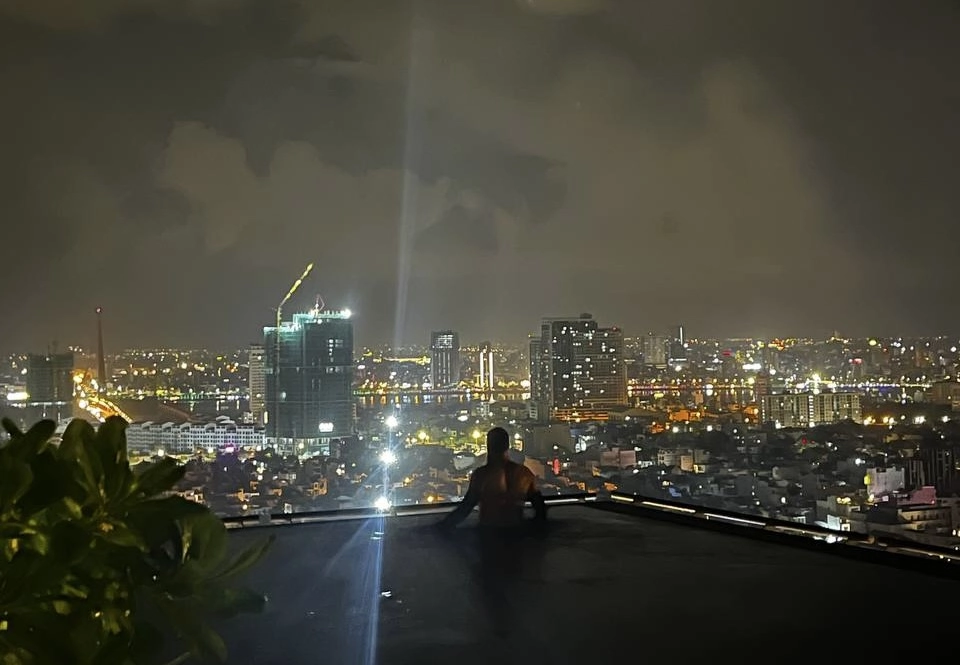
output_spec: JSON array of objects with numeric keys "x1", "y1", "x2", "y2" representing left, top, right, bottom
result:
[
  {"x1": 591, "y1": 327, "x2": 627, "y2": 405},
  {"x1": 263, "y1": 306, "x2": 355, "y2": 455},
  {"x1": 641, "y1": 333, "x2": 668, "y2": 368},
  {"x1": 430, "y1": 331, "x2": 460, "y2": 387},
  {"x1": 478, "y1": 342, "x2": 495, "y2": 392},
  {"x1": 528, "y1": 335, "x2": 550, "y2": 420},
  {"x1": 528, "y1": 335, "x2": 544, "y2": 398},
  {"x1": 760, "y1": 392, "x2": 862, "y2": 428},
  {"x1": 753, "y1": 372, "x2": 772, "y2": 409},
  {"x1": 248, "y1": 343, "x2": 266, "y2": 425},
  {"x1": 26, "y1": 352, "x2": 75, "y2": 405},
  {"x1": 95, "y1": 307, "x2": 107, "y2": 393},
  {"x1": 537, "y1": 313, "x2": 627, "y2": 421},
  {"x1": 812, "y1": 392, "x2": 861, "y2": 424},
  {"x1": 668, "y1": 324, "x2": 687, "y2": 367}
]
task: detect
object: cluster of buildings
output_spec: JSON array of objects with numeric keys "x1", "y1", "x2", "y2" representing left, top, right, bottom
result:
[
  {"x1": 245, "y1": 310, "x2": 629, "y2": 455},
  {"x1": 11, "y1": 305, "x2": 960, "y2": 550},
  {"x1": 126, "y1": 417, "x2": 263, "y2": 455},
  {"x1": 529, "y1": 314, "x2": 627, "y2": 421},
  {"x1": 1, "y1": 351, "x2": 78, "y2": 426}
]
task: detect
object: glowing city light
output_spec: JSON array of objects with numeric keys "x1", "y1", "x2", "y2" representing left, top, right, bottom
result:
[
  {"x1": 374, "y1": 496, "x2": 392, "y2": 512},
  {"x1": 380, "y1": 450, "x2": 397, "y2": 465},
  {"x1": 385, "y1": 415, "x2": 399, "y2": 429}
]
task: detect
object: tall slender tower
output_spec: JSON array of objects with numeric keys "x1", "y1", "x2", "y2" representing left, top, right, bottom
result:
[{"x1": 96, "y1": 307, "x2": 106, "y2": 394}]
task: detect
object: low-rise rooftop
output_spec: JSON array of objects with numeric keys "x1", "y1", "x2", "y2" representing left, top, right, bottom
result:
[{"x1": 221, "y1": 503, "x2": 960, "y2": 664}]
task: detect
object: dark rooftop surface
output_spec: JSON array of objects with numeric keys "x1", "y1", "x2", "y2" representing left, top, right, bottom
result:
[{"x1": 222, "y1": 505, "x2": 957, "y2": 664}]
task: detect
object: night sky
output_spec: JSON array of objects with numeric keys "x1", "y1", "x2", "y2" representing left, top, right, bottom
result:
[{"x1": 1, "y1": 0, "x2": 957, "y2": 351}]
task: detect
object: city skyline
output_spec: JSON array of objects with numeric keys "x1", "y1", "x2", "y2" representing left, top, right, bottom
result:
[
  {"x1": 20, "y1": 294, "x2": 960, "y2": 355},
  {"x1": 1, "y1": 1, "x2": 958, "y2": 351},
  {"x1": 10, "y1": 313, "x2": 960, "y2": 358},
  {"x1": 3, "y1": 3, "x2": 960, "y2": 659}
]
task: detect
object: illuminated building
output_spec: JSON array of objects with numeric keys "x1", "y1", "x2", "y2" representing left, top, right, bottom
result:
[
  {"x1": 263, "y1": 306, "x2": 355, "y2": 455},
  {"x1": 248, "y1": 343, "x2": 266, "y2": 425},
  {"x1": 864, "y1": 467, "x2": 905, "y2": 497},
  {"x1": 668, "y1": 324, "x2": 687, "y2": 368},
  {"x1": 528, "y1": 335, "x2": 546, "y2": 397},
  {"x1": 126, "y1": 419, "x2": 265, "y2": 455},
  {"x1": 760, "y1": 392, "x2": 862, "y2": 427},
  {"x1": 430, "y1": 331, "x2": 460, "y2": 387},
  {"x1": 813, "y1": 392, "x2": 862, "y2": 424},
  {"x1": 536, "y1": 313, "x2": 627, "y2": 421},
  {"x1": 928, "y1": 380, "x2": 960, "y2": 408},
  {"x1": 641, "y1": 332, "x2": 668, "y2": 368},
  {"x1": 754, "y1": 372, "x2": 771, "y2": 404},
  {"x1": 25, "y1": 352, "x2": 74, "y2": 405},
  {"x1": 478, "y1": 341, "x2": 494, "y2": 391}
]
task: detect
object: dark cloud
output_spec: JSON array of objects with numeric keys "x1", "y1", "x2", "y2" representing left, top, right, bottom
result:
[
  {"x1": 416, "y1": 204, "x2": 500, "y2": 256},
  {"x1": 0, "y1": 0, "x2": 957, "y2": 352}
]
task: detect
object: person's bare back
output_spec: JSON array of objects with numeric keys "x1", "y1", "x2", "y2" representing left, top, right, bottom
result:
[
  {"x1": 440, "y1": 427, "x2": 546, "y2": 530},
  {"x1": 471, "y1": 459, "x2": 539, "y2": 527}
]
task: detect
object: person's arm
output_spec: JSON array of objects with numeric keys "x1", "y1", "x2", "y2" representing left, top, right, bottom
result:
[
  {"x1": 526, "y1": 471, "x2": 547, "y2": 522},
  {"x1": 439, "y1": 470, "x2": 481, "y2": 529}
]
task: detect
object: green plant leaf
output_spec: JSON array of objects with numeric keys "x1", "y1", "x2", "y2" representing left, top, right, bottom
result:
[
  {"x1": 178, "y1": 513, "x2": 228, "y2": 571},
  {"x1": 60, "y1": 497, "x2": 84, "y2": 520},
  {"x1": 0, "y1": 613, "x2": 74, "y2": 665},
  {"x1": 210, "y1": 535, "x2": 274, "y2": 583},
  {"x1": 1, "y1": 418, "x2": 273, "y2": 665},
  {"x1": 104, "y1": 464, "x2": 135, "y2": 505},
  {"x1": 134, "y1": 458, "x2": 185, "y2": 497},
  {"x1": 158, "y1": 600, "x2": 228, "y2": 664},
  {"x1": 59, "y1": 419, "x2": 96, "y2": 462},
  {"x1": 1, "y1": 417, "x2": 22, "y2": 438},
  {"x1": 128, "y1": 618, "x2": 165, "y2": 662},
  {"x1": 49, "y1": 520, "x2": 93, "y2": 567},
  {"x1": 5, "y1": 420, "x2": 56, "y2": 460},
  {"x1": 59, "y1": 419, "x2": 105, "y2": 502},
  {"x1": 93, "y1": 416, "x2": 128, "y2": 477},
  {"x1": 17, "y1": 450, "x2": 70, "y2": 516},
  {"x1": 192, "y1": 622, "x2": 229, "y2": 664},
  {"x1": 97, "y1": 523, "x2": 145, "y2": 551},
  {"x1": 126, "y1": 496, "x2": 207, "y2": 551},
  {"x1": 0, "y1": 460, "x2": 33, "y2": 512}
]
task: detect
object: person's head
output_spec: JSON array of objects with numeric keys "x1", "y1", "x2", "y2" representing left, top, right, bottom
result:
[{"x1": 486, "y1": 427, "x2": 510, "y2": 460}]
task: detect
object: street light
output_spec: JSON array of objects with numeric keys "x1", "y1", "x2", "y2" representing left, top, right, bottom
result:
[
  {"x1": 380, "y1": 449, "x2": 397, "y2": 466},
  {"x1": 385, "y1": 414, "x2": 399, "y2": 430},
  {"x1": 374, "y1": 496, "x2": 391, "y2": 512}
]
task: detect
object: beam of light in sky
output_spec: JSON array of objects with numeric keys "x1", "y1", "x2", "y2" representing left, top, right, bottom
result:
[{"x1": 394, "y1": 10, "x2": 429, "y2": 351}]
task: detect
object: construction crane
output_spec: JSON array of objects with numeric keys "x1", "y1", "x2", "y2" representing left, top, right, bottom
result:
[
  {"x1": 276, "y1": 263, "x2": 314, "y2": 334},
  {"x1": 272, "y1": 263, "x2": 314, "y2": 449}
]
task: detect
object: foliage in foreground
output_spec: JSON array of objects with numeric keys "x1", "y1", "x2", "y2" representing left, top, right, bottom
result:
[{"x1": 0, "y1": 417, "x2": 273, "y2": 665}]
